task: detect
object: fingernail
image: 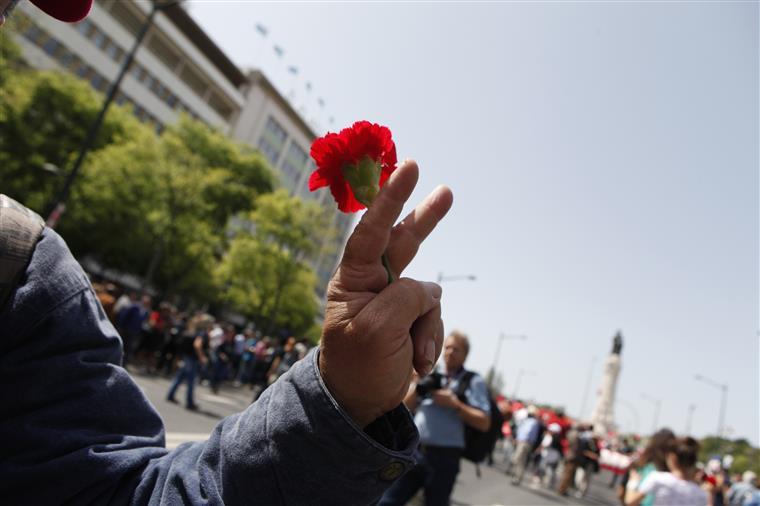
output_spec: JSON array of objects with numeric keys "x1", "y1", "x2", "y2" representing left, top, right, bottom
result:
[
  {"x1": 424, "y1": 339, "x2": 435, "y2": 372},
  {"x1": 422, "y1": 281, "x2": 442, "y2": 299}
]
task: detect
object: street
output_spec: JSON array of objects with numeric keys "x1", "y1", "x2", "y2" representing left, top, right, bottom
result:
[{"x1": 131, "y1": 370, "x2": 618, "y2": 506}]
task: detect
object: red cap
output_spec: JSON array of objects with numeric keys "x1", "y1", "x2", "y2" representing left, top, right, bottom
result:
[{"x1": 30, "y1": 0, "x2": 93, "y2": 23}]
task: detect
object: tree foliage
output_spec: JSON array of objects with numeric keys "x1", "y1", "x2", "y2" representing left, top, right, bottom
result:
[
  {"x1": 699, "y1": 437, "x2": 760, "y2": 476},
  {"x1": 0, "y1": 69, "x2": 141, "y2": 212},
  {"x1": 217, "y1": 190, "x2": 336, "y2": 336},
  {"x1": 1, "y1": 31, "x2": 334, "y2": 334},
  {"x1": 59, "y1": 117, "x2": 275, "y2": 299}
]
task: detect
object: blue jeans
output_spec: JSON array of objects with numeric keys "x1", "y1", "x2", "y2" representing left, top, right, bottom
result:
[
  {"x1": 379, "y1": 446, "x2": 461, "y2": 506},
  {"x1": 167, "y1": 355, "x2": 199, "y2": 407}
]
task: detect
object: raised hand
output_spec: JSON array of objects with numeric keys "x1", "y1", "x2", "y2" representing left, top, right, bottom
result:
[{"x1": 319, "y1": 160, "x2": 453, "y2": 428}]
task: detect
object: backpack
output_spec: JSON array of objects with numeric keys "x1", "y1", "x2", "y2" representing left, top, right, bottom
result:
[
  {"x1": 454, "y1": 371, "x2": 505, "y2": 465},
  {"x1": 0, "y1": 194, "x2": 45, "y2": 309}
]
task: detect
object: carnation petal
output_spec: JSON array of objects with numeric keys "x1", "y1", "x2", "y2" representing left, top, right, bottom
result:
[
  {"x1": 330, "y1": 179, "x2": 365, "y2": 213},
  {"x1": 308, "y1": 169, "x2": 329, "y2": 191}
]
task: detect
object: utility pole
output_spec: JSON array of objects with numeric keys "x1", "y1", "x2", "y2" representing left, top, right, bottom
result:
[{"x1": 45, "y1": 0, "x2": 184, "y2": 227}]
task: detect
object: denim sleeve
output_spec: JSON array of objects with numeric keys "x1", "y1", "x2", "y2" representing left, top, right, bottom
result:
[{"x1": 0, "y1": 228, "x2": 418, "y2": 505}]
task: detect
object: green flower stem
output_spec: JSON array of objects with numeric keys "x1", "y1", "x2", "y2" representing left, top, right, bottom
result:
[
  {"x1": 344, "y1": 157, "x2": 394, "y2": 284},
  {"x1": 381, "y1": 252, "x2": 395, "y2": 285}
]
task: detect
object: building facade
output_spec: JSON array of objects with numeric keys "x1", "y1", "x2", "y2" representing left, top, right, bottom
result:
[{"x1": 12, "y1": 0, "x2": 353, "y2": 299}]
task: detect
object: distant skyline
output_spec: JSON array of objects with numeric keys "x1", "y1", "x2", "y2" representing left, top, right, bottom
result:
[{"x1": 187, "y1": 1, "x2": 759, "y2": 444}]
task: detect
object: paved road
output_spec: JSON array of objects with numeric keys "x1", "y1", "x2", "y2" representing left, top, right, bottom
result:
[{"x1": 131, "y1": 370, "x2": 618, "y2": 505}]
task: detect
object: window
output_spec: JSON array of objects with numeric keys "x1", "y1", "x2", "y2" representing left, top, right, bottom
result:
[
  {"x1": 280, "y1": 142, "x2": 308, "y2": 185},
  {"x1": 105, "y1": 42, "x2": 124, "y2": 63},
  {"x1": 90, "y1": 73, "x2": 108, "y2": 92},
  {"x1": 208, "y1": 91, "x2": 234, "y2": 120},
  {"x1": 147, "y1": 35, "x2": 180, "y2": 69},
  {"x1": 76, "y1": 64, "x2": 91, "y2": 79},
  {"x1": 23, "y1": 24, "x2": 38, "y2": 41},
  {"x1": 180, "y1": 66, "x2": 207, "y2": 96},
  {"x1": 92, "y1": 30, "x2": 107, "y2": 49},
  {"x1": 109, "y1": 2, "x2": 142, "y2": 36},
  {"x1": 42, "y1": 37, "x2": 60, "y2": 56},
  {"x1": 257, "y1": 116, "x2": 288, "y2": 166},
  {"x1": 144, "y1": 75, "x2": 156, "y2": 91},
  {"x1": 131, "y1": 63, "x2": 145, "y2": 81},
  {"x1": 58, "y1": 49, "x2": 76, "y2": 67},
  {"x1": 166, "y1": 93, "x2": 178, "y2": 108},
  {"x1": 76, "y1": 19, "x2": 93, "y2": 38}
]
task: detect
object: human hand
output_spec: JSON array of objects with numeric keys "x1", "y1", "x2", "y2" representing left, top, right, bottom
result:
[
  {"x1": 319, "y1": 160, "x2": 453, "y2": 428},
  {"x1": 431, "y1": 389, "x2": 462, "y2": 410}
]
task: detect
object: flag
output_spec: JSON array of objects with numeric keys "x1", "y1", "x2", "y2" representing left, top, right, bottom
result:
[
  {"x1": 273, "y1": 45, "x2": 284, "y2": 58},
  {"x1": 255, "y1": 23, "x2": 268, "y2": 36},
  {"x1": 287, "y1": 65, "x2": 298, "y2": 75},
  {"x1": 317, "y1": 98, "x2": 325, "y2": 108}
]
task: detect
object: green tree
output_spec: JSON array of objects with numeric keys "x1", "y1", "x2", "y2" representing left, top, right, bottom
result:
[
  {"x1": 0, "y1": 70, "x2": 141, "y2": 212},
  {"x1": 699, "y1": 436, "x2": 760, "y2": 475},
  {"x1": 60, "y1": 118, "x2": 275, "y2": 299},
  {"x1": 217, "y1": 190, "x2": 337, "y2": 336}
]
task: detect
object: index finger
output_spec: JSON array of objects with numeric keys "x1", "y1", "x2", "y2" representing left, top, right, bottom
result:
[{"x1": 342, "y1": 160, "x2": 419, "y2": 267}]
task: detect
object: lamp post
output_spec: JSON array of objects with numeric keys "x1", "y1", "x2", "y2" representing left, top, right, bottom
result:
[
  {"x1": 616, "y1": 398, "x2": 642, "y2": 434},
  {"x1": 641, "y1": 393, "x2": 662, "y2": 434},
  {"x1": 579, "y1": 355, "x2": 598, "y2": 420},
  {"x1": 685, "y1": 404, "x2": 696, "y2": 435},
  {"x1": 512, "y1": 368, "x2": 536, "y2": 399},
  {"x1": 45, "y1": 0, "x2": 185, "y2": 227},
  {"x1": 695, "y1": 374, "x2": 728, "y2": 438},
  {"x1": 489, "y1": 332, "x2": 527, "y2": 389},
  {"x1": 436, "y1": 272, "x2": 477, "y2": 283}
]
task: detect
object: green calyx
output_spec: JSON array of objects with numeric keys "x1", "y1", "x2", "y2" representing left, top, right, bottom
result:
[{"x1": 342, "y1": 155, "x2": 382, "y2": 207}]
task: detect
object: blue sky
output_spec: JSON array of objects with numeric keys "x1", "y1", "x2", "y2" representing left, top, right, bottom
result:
[{"x1": 187, "y1": 1, "x2": 758, "y2": 444}]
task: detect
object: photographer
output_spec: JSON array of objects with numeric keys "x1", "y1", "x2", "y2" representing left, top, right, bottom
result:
[{"x1": 379, "y1": 331, "x2": 491, "y2": 506}]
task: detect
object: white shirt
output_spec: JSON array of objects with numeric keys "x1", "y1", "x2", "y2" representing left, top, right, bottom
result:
[{"x1": 639, "y1": 471, "x2": 708, "y2": 506}]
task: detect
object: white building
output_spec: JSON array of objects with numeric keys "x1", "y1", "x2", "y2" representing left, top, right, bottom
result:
[{"x1": 12, "y1": 0, "x2": 353, "y2": 299}]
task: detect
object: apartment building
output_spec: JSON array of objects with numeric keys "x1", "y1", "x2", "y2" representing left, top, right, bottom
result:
[{"x1": 12, "y1": 0, "x2": 353, "y2": 298}]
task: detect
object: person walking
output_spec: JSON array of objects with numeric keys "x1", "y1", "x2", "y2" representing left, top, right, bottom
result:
[
  {"x1": 511, "y1": 405, "x2": 542, "y2": 486},
  {"x1": 625, "y1": 437, "x2": 708, "y2": 506},
  {"x1": 166, "y1": 314, "x2": 211, "y2": 410}
]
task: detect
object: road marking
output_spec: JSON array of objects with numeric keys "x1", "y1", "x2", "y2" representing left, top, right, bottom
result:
[
  {"x1": 165, "y1": 431, "x2": 209, "y2": 450},
  {"x1": 197, "y1": 393, "x2": 245, "y2": 407}
]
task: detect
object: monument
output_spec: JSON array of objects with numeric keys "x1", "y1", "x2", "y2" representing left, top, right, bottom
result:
[{"x1": 590, "y1": 331, "x2": 623, "y2": 437}]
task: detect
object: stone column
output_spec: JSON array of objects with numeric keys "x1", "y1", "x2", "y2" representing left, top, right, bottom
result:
[{"x1": 590, "y1": 331, "x2": 623, "y2": 436}]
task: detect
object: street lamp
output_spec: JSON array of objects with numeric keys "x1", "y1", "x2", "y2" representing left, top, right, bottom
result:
[
  {"x1": 436, "y1": 272, "x2": 477, "y2": 283},
  {"x1": 616, "y1": 398, "x2": 642, "y2": 434},
  {"x1": 695, "y1": 374, "x2": 728, "y2": 438},
  {"x1": 641, "y1": 393, "x2": 662, "y2": 434},
  {"x1": 45, "y1": 0, "x2": 186, "y2": 227},
  {"x1": 512, "y1": 368, "x2": 536, "y2": 399},
  {"x1": 578, "y1": 355, "x2": 598, "y2": 420},
  {"x1": 489, "y1": 332, "x2": 527, "y2": 389},
  {"x1": 685, "y1": 404, "x2": 696, "y2": 435}
]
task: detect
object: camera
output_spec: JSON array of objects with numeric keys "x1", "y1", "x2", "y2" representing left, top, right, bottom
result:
[{"x1": 416, "y1": 372, "x2": 443, "y2": 398}]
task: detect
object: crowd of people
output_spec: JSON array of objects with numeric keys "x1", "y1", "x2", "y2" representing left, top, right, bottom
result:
[
  {"x1": 92, "y1": 282, "x2": 312, "y2": 411},
  {"x1": 94, "y1": 284, "x2": 760, "y2": 506},
  {"x1": 491, "y1": 402, "x2": 759, "y2": 506}
]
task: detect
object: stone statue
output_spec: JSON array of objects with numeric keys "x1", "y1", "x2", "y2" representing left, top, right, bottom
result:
[{"x1": 612, "y1": 331, "x2": 623, "y2": 355}]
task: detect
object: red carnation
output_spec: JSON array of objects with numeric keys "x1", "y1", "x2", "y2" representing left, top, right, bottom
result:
[{"x1": 309, "y1": 121, "x2": 397, "y2": 213}]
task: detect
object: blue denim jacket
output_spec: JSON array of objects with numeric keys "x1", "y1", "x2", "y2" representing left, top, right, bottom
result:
[{"x1": 0, "y1": 228, "x2": 419, "y2": 505}]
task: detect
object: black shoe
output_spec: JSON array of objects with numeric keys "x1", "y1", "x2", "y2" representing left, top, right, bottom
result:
[
  {"x1": 166, "y1": 397, "x2": 178, "y2": 404},
  {"x1": 186, "y1": 404, "x2": 199, "y2": 411}
]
